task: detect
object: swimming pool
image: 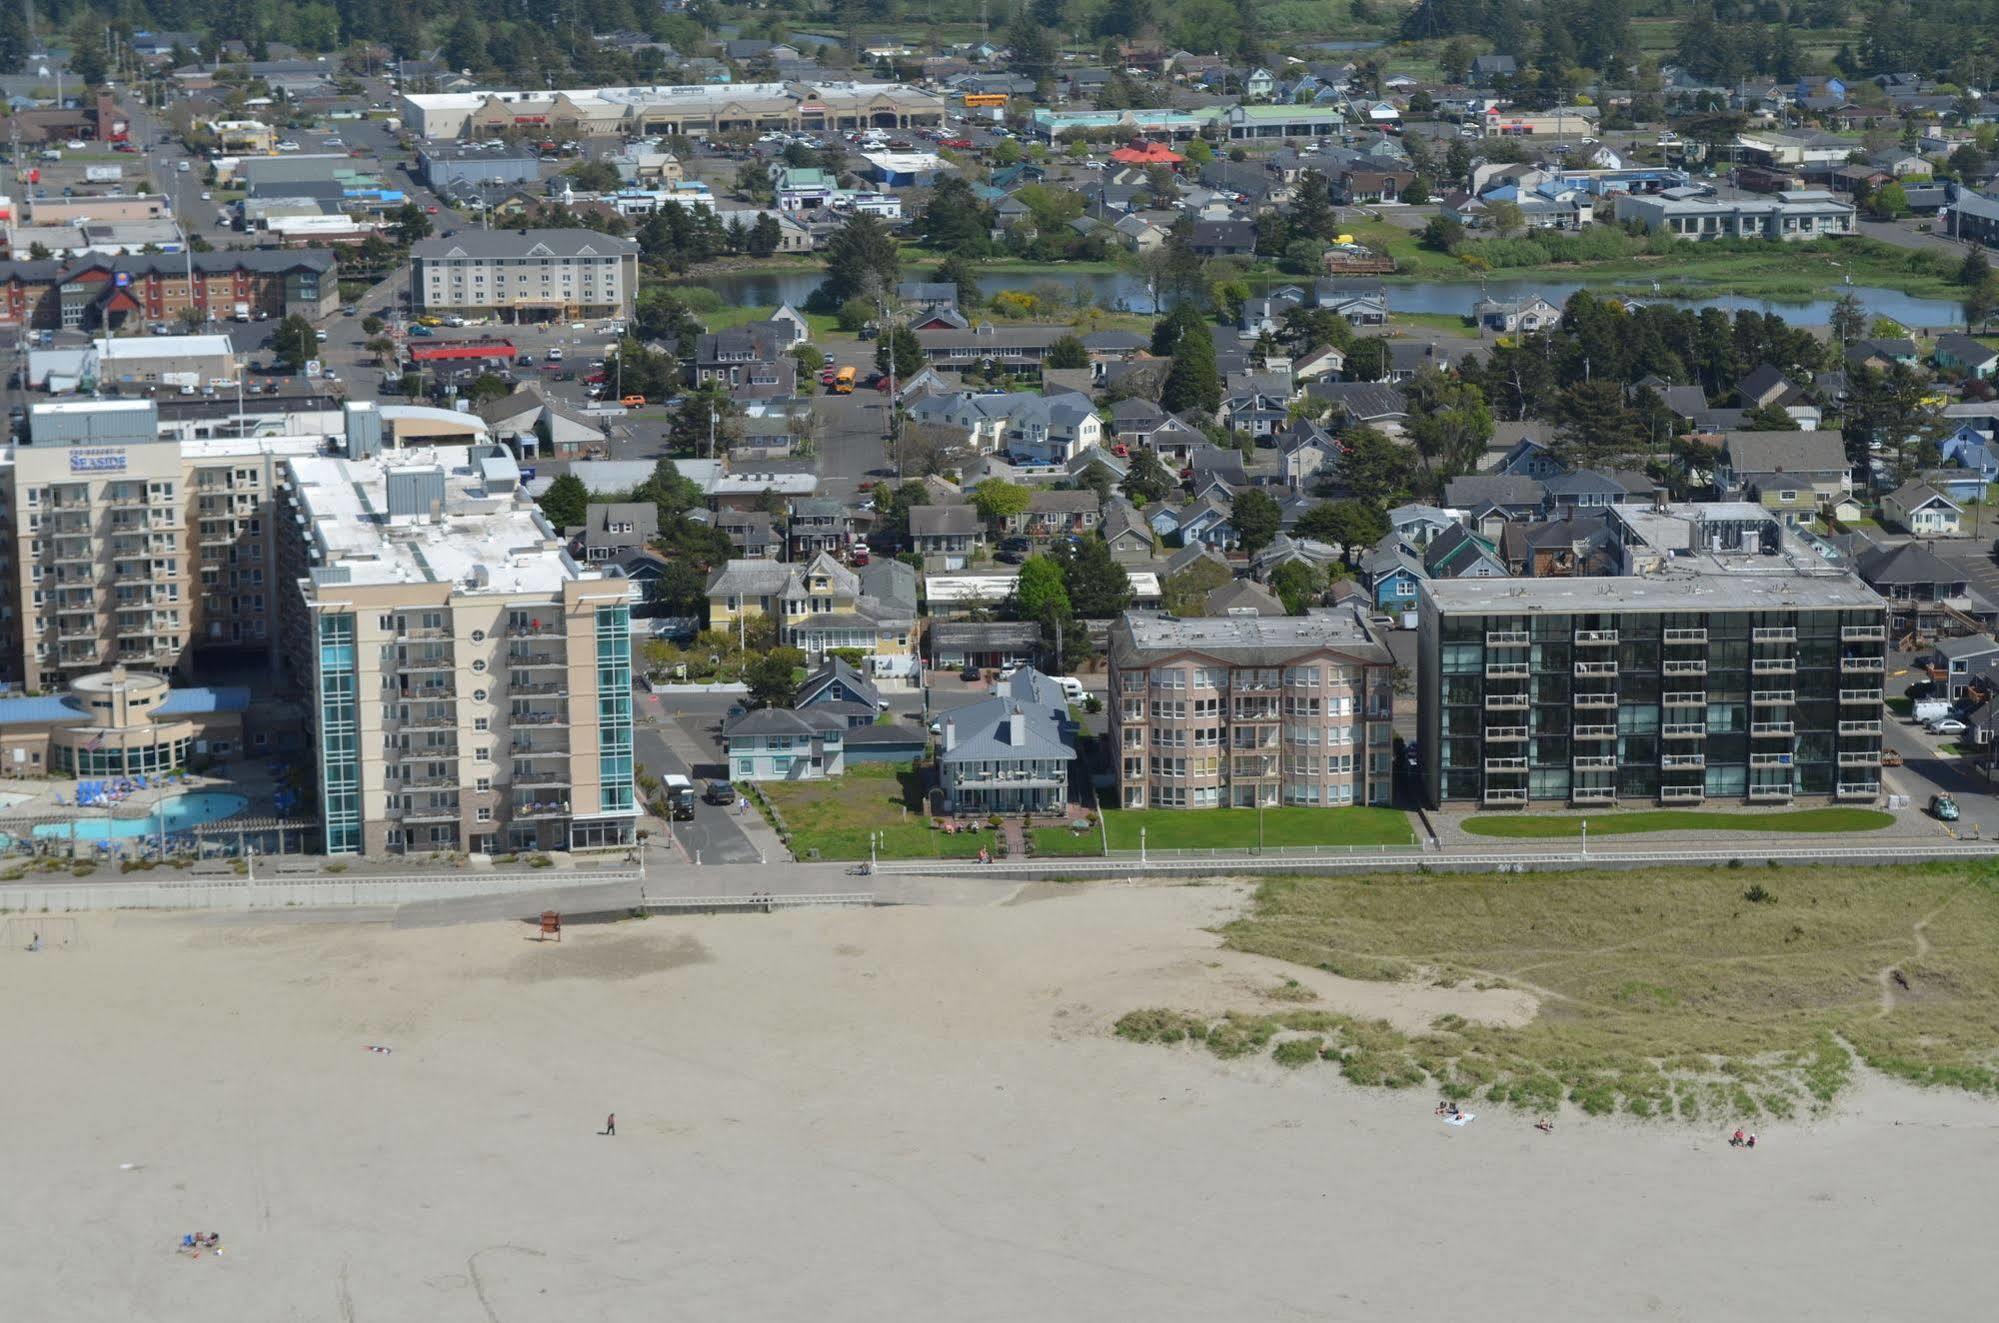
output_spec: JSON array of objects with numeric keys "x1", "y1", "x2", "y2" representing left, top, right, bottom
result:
[{"x1": 32, "y1": 792, "x2": 251, "y2": 842}]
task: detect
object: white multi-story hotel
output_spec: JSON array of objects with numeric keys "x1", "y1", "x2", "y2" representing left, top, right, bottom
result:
[{"x1": 410, "y1": 230, "x2": 642, "y2": 321}]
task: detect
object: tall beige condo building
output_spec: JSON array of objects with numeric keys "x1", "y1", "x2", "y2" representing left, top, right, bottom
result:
[
  {"x1": 1108, "y1": 610, "x2": 1397, "y2": 811},
  {"x1": 284, "y1": 439, "x2": 636, "y2": 856},
  {"x1": 2, "y1": 400, "x2": 311, "y2": 693}
]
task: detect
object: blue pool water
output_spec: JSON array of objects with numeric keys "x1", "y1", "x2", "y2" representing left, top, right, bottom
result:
[{"x1": 32, "y1": 792, "x2": 251, "y2": 842}]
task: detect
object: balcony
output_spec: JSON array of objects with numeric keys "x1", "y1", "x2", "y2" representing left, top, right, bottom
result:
[
  {"x1": 1663, "y1": 628, "x2": 1708, "y2": 645},
  {"x1": 1485, "y1": 661, "x2": 1531, "y2": 679},
  {"x1": 510, "y1": 710, "x2": 569, "y2": 728},
  {"x1": 1572, "y1": 755, "x2": 1618, "y2": 771},
  {"x1": 504, "y1": 679, "x2": 565, "y2": 696},
  {"x1": 399, "y1": 775, "x2": 457, "y2": 790},
  {"x1": 1751, "y1": 722, "x2": 1795, "y2": 738},
  {"x1": 1659, "y1": 785, "x2": 1706, "y2": 803},
  {"x1": 1574, "y1": 660, "x2": 1618, "y2": 678},
  {"x1": 1663, "y1": 659, "x2": 1708, "y2": 676},
  {"x1": 508, "y1": 744, "x2": 568, "y2": 759},
  {"x1": 507, "y1": 622, "x2": 565, "y2": 638},
  {"x1": 400, "y1": 656, "x2": 454, "y2": 673},
  {"x1": 1840, "y1": 689, "x2": 1883, "y2": 705},
  {"x1": 1661, "y1": 753, "x2": 1707, "y2": 770},
  {"x1": 1839, "y1": 720, "x2": 1881, "y2": 736},
  {"x1": 512, "y1": 771, "x2": 572, "y2": 789},
  {"x1": 404, "y1": 685, "x2": 456, "y2": 703},
  {"x1": 1574, "y1": 725, "x2": 1617, "y2": 740},
  {"x1": 1751, "y1": 690, "x2": 1795, "y2": 706},
  {"x1": 1842, "y1": 625, "x2": 1886, "y2": 643},
  {"x1": 1749, "y1": 752, "x2": 1794, "y2": 768},
  {"x1": 399, "y1": 712, "x2": 456, "y2": 730},
  {"x1": 1484, "y1": 725, "x2": 1528, "y2": 741},
  {"x1": 1840, "y1": 655, "x2": 1885, "y2": 672},
  {"x1": 1574, "y1": 692, "x2": 1618, "y2": 709},
  {"x1": 511, "y1": 801, "x2": 573, "y2": 820},
  {"x1": 1571, "y1": 785, "x2": 1617, "y2": 804},
  {"x1": 396, "y1": 627, "x2": 451, "y2": 642},
  {"x1": 1484, "y1": 693, "x2": 1529, "y2": 711},
  {"x1": 1751, "y1": 658, "x2": 1797, "y2": 675},
  {"x1": 1574, "y1": 629, "x2": 1619, "y2": 645},
  {"x1": 505, "y1": 647, "x2": 567, "y2": 669},
  {"x1": 1749, "y1": 783, "x2": 1794, "y2": 801},
  {"x1": 1484, "y1": 756, "x2": 1528, "y2": 772},
  {"x1": 1661, "y1": 692, "x2": 1707, "y2": 709},
  {"x1": 1482, "y1": 787, "x2": 1529, "y2": 805},
  {"x1": 1838, "y1": 751, "x2": 1882, "y2": 767},
  {"x1": 394, "y1": 803, "x2": 461, "y2": 824},
  {"x1": 1835, "y1": 781, "x2": 1880, "y2": 799},
  {"x1": 1752, "y1": 626, "x2": 1797, "y2": 643},
  {"x1": 1485, "y1": 630, "x2": 1531, "y2": 647},
  {"x1": 1662, "y1": 723, "x2": 1707, "y2": 739}
]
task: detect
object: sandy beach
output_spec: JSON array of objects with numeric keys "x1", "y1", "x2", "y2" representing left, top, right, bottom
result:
[{"x1": 3, "y1": 881, "x2": 1992, "y2": 1321}]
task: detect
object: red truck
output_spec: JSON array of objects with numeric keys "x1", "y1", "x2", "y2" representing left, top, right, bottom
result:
[{"x1": 939, "y1": 137, "x2": 974, "y2": 149}]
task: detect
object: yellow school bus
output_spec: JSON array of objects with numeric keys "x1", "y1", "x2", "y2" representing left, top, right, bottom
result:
[{"x1": 834, "y1": 364, "x2": 856, "y2": 393}]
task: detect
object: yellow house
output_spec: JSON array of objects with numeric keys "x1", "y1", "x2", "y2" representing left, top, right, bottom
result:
[
  {"x1": 706, "y1": 553, "x2": 913, "y2": 660},
  {"x1": 208, "y1": 119, "x2": 278, "y2": 154}
]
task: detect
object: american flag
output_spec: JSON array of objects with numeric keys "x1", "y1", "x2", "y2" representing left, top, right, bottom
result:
[{"x1": 83, "y1": 731, "x2": 104, "y2": 751}]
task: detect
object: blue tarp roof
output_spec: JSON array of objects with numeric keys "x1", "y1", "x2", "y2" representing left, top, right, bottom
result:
[{"x1": 0, "y1": 685, "x2": 249, "y2": 726}]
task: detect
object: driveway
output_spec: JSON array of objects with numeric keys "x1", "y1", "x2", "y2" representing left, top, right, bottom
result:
[{"x1": 634, "y1": 693, "x2": 762, "y2": 865}]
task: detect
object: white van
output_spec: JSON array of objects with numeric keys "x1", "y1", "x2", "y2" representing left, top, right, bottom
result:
[{"x1": 1056, "y1": 676, "x2": 1085, "y2": 703}]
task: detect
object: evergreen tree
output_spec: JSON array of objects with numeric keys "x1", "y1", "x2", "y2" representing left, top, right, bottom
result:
[
  {"x1": 1159, "y1": 323, "x2": 1221, "y2": 414},
  {"x1": 816, "y1": 212, "x2": 902, "y2": 306},
  {"x1": 538, "y1": 474, "x2": 589, "y2": 529}
]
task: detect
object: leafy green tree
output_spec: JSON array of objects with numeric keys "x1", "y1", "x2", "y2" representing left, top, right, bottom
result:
[
  {"x1": 1742, "y1": 401, "x2": 1800, "y2": 431},
  {"x1": 666, "y1": 384, "x2": 738, "y2": 457},
  {"x1": 816, "y1": 212, "x2": 901, "y2": 306},
  {"x1": 1230, "y1": 488, "x2": 1283, "y2": 553},
  {"x1": 935, "y1": 253, "x2": 983, "y2": 309},
  {"x1": 1048, "y1": 534, "x2": 1133, "y2": 618},
  {"x1": 1335, "y1": 427, "x2": 1418, "y2": 503},
  {"x1": 746, "y1": 648, "x2": 806, "y2": 709},
  {"x1": 1344, "y1": 337, "x2": 1392, "y2": 383},
  {"x1": 465, "y1": 373, "x2": 513, "y2": 404},
  {"x1": 1829, "y1": 291, "x2": 1868, "y2": 346},
  {"x1": 1045, "y1": 334, "x2": 1089, "y2": 369},
  {"x1": 1295, "y1": 499, "x2": 1389, "y2": 557},
  {"x1": 1420, "y1": 214, "x2": 1465, "y2": 253},
  {"x1": 1120, "y1": 448, "x2": 1177, "y2": 506},
  {"x1": 564, "y1": 159, "x2": 623, "y2": 192},
  {"x1": 272, "y1": 314, "x2": 319, "y2": 371},
  {"x1": 1149, "y1": 301, "x2": 1209, "y2": 357},
  {"x1": 917, "y1": 176, "x2": 993, "y2": 256},
  {"x1": 537, "y1": 473, "x2": 589, "y2": 530},
  {"x1": 1013, "y1": 554, "x2": 1072, "y2": 623},
  {"x1": 874, "y1": 325, "x2": 923, "y2": 378},
  {"x1": 386, "y1": 202, "x2": 432, "y2": 245},
  {"x1": 1161, "y1": 556, "x2": 1231, "y2": 614},
  {"x1": 747, "y1": 214, "x2": 783, "y2": 258},
  {"x1": 874, "y1": 481, "x2": 931, "y2": 547},
  {"x1": 1267, "y1": 560, "x2": 1324, "y2": 615},
  {"x1": 1869, "y1": 181, "x2": 1910, "y2": 219},
  {"x1": 973, "y1": 479, "x2": 1033, "y2": 522}
]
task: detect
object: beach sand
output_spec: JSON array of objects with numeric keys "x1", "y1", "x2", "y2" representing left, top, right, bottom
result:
[{"x1": 2, "y1": 881, "x2": 1991, "y2": 1321}]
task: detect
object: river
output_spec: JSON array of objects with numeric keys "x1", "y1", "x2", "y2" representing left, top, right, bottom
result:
[{"x1": 679, "y1": 268, "x2": 1973, "y2": 329}]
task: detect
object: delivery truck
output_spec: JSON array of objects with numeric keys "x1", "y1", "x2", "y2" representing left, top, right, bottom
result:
[{"x1": 84, "y1": 165, "x2": 123, "y2": 183}]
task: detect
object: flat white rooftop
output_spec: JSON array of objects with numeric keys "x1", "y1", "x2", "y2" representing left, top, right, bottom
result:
[{"x1": 292, "y1": 445, "x2": 593, "y2": 594}]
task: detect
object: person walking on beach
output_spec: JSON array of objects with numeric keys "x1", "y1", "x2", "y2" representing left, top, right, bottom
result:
[{"x1": 603, "y1": 1113, "x2": 616, "y2": 1137}]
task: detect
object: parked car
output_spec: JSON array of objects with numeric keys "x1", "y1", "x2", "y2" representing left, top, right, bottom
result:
[
  {"x1": 959, "y1": 665, "x2": 980, "y2": 682},
  {"x1": 703, "y1": 779, "x2": 736, "y2": 806},
  {"x1": 1927, "y1": 718, "x2": 1969, "y2": 736},
  {"x1": 995, "y1": 536, "x2": 1031, "y2": 564},
  {"x1": 1880, "y1": 748, "x2": 1904, "y2": 767},
  {"x1": 1931, "y1": 793, "x2": 1961, "y2": 822}
]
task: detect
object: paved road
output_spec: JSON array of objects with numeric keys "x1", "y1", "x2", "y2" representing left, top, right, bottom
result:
[
  {"x1": 634, "y1": 697, "x2": 761, "y2": 865},
  {"x1": 814, "y1": 388, "x2": 889, "y2": 502}
]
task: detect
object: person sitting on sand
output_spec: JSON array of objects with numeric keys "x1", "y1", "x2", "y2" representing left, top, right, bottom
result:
[
  {"x1": 1731, "y1": 1128, "x2": 1745, "y2": 1147},
  {"x1": 1746, "y1": 1134, "x2": 1756, "y2": 1149},
  {"x1": 1535, "y1": 1118, "x2": 1554, "y2": 1133}
]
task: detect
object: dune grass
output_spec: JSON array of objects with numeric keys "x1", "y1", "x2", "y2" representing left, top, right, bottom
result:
[
  {"x1": 1461, "y1": 808, "x2": 1896, "y2": 839},
  {"x1": 1117, "y1": 862, "x2": 1999, "y2": 1118}
]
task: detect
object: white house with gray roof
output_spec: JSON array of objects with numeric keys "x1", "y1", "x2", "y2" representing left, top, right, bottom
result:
[{"x1": 935, "y1": 668, "x2": 1078, "y2": 814}]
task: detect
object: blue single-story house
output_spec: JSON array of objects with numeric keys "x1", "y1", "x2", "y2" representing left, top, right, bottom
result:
[{"x1": 842, "y1": 722, "x2": 928, "y2": 765}]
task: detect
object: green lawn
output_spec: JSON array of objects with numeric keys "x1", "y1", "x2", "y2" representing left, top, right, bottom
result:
[
  {"x1": 1099, "y1": 805, "x2": 1415, "y2": 852},
  {"x1": 1462, "y1": 808, "x2": 1896, "y2": 839},
  {"x1": 1029, "y1": 826, "x2": 1105, "y2": 857},
  {"x1": 761, "y1": 763, "x2": 992, "y2": 861}
]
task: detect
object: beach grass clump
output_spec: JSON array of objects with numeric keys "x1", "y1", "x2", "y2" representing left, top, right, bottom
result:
[{"x1": 1115, "y1": 861, "x2": 1999, "y2": 1117}]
